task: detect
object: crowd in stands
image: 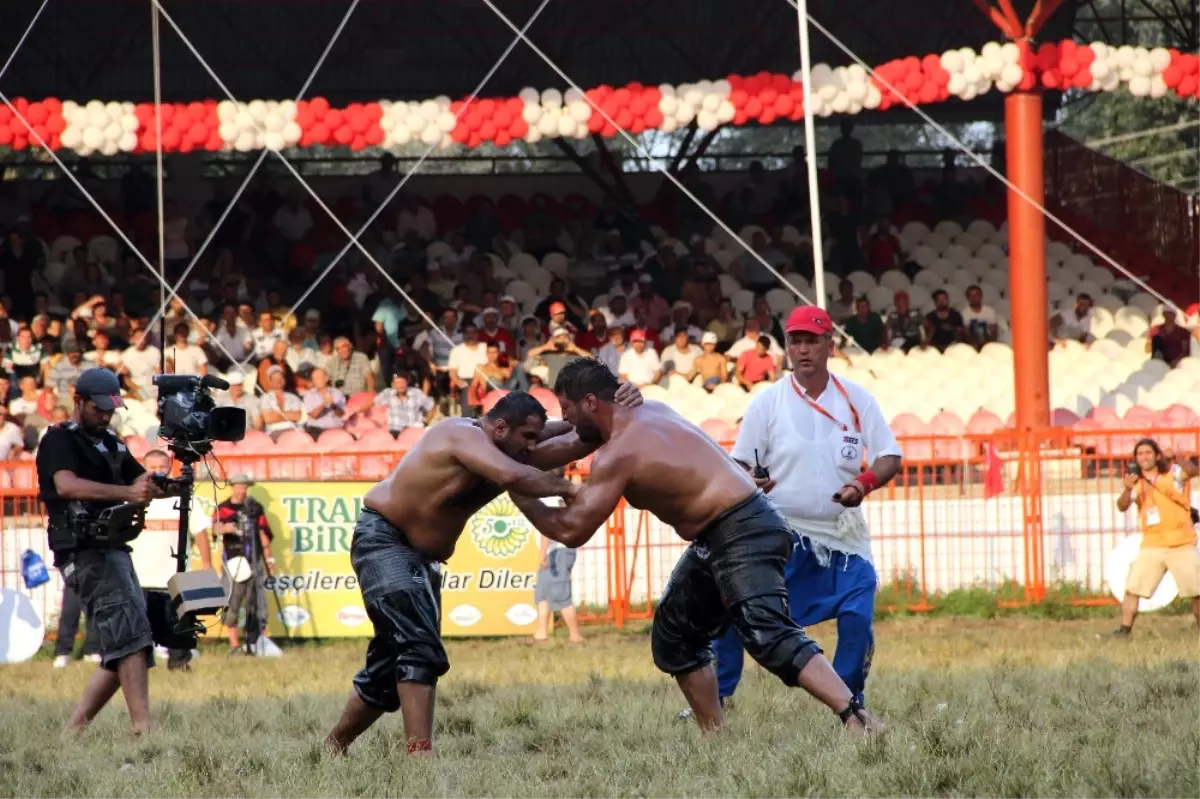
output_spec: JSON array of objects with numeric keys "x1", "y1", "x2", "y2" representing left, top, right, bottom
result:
[{"x1": 0, "y1": 126, "x2": 1197, "y2": 463}]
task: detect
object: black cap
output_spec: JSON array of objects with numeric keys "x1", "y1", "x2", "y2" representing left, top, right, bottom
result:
[{"x1": 75, "y1": 368, "x2": 125, "y2": 411}]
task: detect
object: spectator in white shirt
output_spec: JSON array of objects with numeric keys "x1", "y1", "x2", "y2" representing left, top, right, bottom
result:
[
  {"x1": 215, "y1": 371, "x2": 263, "y2": 432},
  {"x1": 726, "y1": 318, "x2": 784, "y2": 364},
  {"x1": 618, "y1": 329, "x2": 661, "y2": 388},
  {"x1": 660, "y1": 301, "x2": 704, "y2": 344},
  {"x1": 447, "y1": 324, "x2": 489, "y2": 415},
  {"x1": 84, "y1": 330, "x2": 122, "y2": 370},
  {"x1": 251, "y1": 311, "x2": 285, "y2": 362},
  {"x1": 213, "y1": 302, "x2": 253, "y2": 364},
  {"x1": 302, "y1": 367, "x2": 347, "y2": 439},
  {"x1": 1051, "y1": 292, "x2": 1095, "y2": 346},
  {"x1": 960, "y1": 284, "x2": 999, "y2": 350},
  {"x1": 285, "y1": 327, "x2": 318, "y2": 372},
  {"x1": 660, "y1": 329, "x2": 702, "y2": 379},
  {"x1": 8, "y1": 375, "x2": 41, "y2": 420},
  {"x1": 273, "y1": 194, "x2": 313, "y2": 243},
  {"x1": 601, "y1": 292, "x2": 637, "y2": 330},
  {"x1": 165, "y1": 323, "x2": 208, "y2": 375},
  {"x1": 0, "y1": 405, "x2": 24, "y2": 460},
  {"x1": 119, "y1": 332, "x2": 161, "y2": 399},
  {"x1": 259, "y1": 365, "x2": 303, "y2": 439}
]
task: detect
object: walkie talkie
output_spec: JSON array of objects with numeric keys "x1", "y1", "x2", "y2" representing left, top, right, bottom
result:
[{"x1": 753, "y1": 448, "x2": 770, "y2": 480}]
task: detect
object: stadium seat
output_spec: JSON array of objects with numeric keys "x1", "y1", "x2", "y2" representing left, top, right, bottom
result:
[{"x1": 394, "y1": 427, "x2": 425, "y2": 451}]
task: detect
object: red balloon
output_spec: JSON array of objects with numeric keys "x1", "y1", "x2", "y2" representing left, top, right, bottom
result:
[
  {"x1": 26, "y1": 103, "x2": 47, "y2": 125},
  {"x1": 602, "y1": 97, "x2": 622, "y2": 118},
  {"x1": 138, "y1": 130, "x2": 156, "y2": 151},
  {"x1": 10, "y1": 134, "x2": 26, "y2": 151},
  {"x1": 325, "y1": 109, "x2": 344, "y2": 129},
  {"x1": 733, "y1": 109, "x2": 749, "y2": 126},
  {"x1": 187, "y1": 101, "x2": 206, "y2": 120},
  {"x1": 495, "y1": 131, "x2": 512, "y2": 147},
  {"x1": 189, "y1": 123, "x2": 209, "y2": 144},
  {"x1": 587, "y1": 113, "x2": 605, "y2": 133},
  {"x1": 613, "y1": 87, "x2": 632, "y2": 107},
  {"x1": 775, "y1": 95, "x2": 794, "y2": 116},
  {"x1": 450, "y1": 100, "x2": 466, "y2": 114},
  {"x1": 1178, "y1": 75, "x2": 1198, "y2": 97},
  {"x1": 600, "y1": 122, "x2": 617, "y2": 137},
  {"x1": 48, "y1": 132, "x2": 61, "y2": 150},
  {"x1": 45, "y1": 112, "x2": 65, "y2": 135},
  {"x1": 937, "y1": 86, "x2": 950, "y2": 102},
  {"x1": 42, "y1": 97, "x2": 61, "y2": 114},
  {"x1": 772, "y1": 74, "x2": 793, "y2": 93},
  {"x1": 760, "y1": 87, "x2": 779, "y2": 105},
  {"x1": 310, "y1": 123, "x2": 331, "y2": 143},
  {"x1": 478, "y1": 98, "x2": 497, "y2": 117},
  {"x1": 172, "y1": 109, "x2": 192, "y2": 131},
  {"x1": 918, "y1": 82, "x2": 938, "y2": 104},
  {"x1": 932, "y1": 67, "x2": 950, "y2": 88},
  {"x1": 729, "y1": 88, "x2": 749, "y2": 108},
  {"x1": 350, "y1": 112, "x2": 370, "y2": 134},
  {"x1": 509, "y1": 117, "x2": 528, "y2": 138},
  {"x1": 478, "y1": 121, "x2": 497, "y2": 140},
  {"x1": 451, "y1": 126, "x2": 470, "y2": 143},
  {"x1": 904, "y1": 71, "x2": 924, "y2": 91},
  {"x1": 13, "y1": 97, "x2": 28, "y2": 115},
  {"x1": 31, "y1": 123, "x2": 49, "y2": 143},
  {"x1": 334, "y1": 125, "x2": 353, "y2": 145},
  {"x1": 1060, "y1": 39, "x2": 1077, "y2": 58},
  {"x1": 179, "y1": 139, "x2": 194, "y2": 154},
  {"x1": 350, "y1": 134, "x2": 366, "y2": 152},
  {"x1": 902, "y1": 56, "x2": 921, "y2": 74},
  {"x1": 921, "y1": 54, "x2": 941, "y2": 73},
  {"x1": 759, "y1": 109, "x2": 777, "y2": 126},
  {"x1": 464, "y1": 111, "x2": 483, "y2": 131},
  {"x1": 614, "y1": 108, "x2": 633, "y2": 130},
  {"x1": 630, "y1": 119, "x2": 645, "y2": 134},
  {"x1": 467, "y1": 132, "x2": 482, "y2": 148},
  {"x1": 1184, "y1": 53, "x2": 1200, "y2": 75},
  {"x1": 1036, "y1": 43, "x2": 1059, "y2": 72},
  {"x1": 1018, "y1": 71, "x2": 1038, "y2": 91},
  {"x1": 162, "y1": 127, "x2": 181, "y2": 150},
  {"x1": 1163, "y1": 64, "x2": 1183, "y2": 87},
  {"x1": 206, "y1": 131, "x2": 223, "y2": 151},
  {"x1": 506, "y1": 97, "x2": 523, "y2": 113},
  {"x1": 494, "y1": 106, "x2": 513, "y2": 128},
  {"x1": 643, "y1": 107, "x2": 663, "y2": 128},
  {"x1": 159, "y1": 103, "x2": 175, "y2": 122},
  {"x1": 746, "y1": 96, "x2": 763, "y2": 118},
  {"x1": 630, "y1": 96, "x2": 648, "y2": 116},
  {"x1": 1076, "y1": 44, "x2": 1096, "y2": 66},
  {"x1": 1042, "y1": 69, "x2": 1063, "y2": 89},
  {"x1": 1059, "y1": 55, "x2": 1079, "y2": 77},
  {"x1": 1073, "y1": 66, "x2": 1092, "y2": 88}
]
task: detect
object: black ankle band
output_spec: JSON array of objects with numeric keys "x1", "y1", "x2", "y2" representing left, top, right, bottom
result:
[{"x1": 838, "y1": 698, "x2": 866, "y2": 725}]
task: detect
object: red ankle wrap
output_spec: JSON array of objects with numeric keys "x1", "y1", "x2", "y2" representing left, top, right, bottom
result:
[{"x1": 407, "y1": 738, "x2": 432, "y2": 754}]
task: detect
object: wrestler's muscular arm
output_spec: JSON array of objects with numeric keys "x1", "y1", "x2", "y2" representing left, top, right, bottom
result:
[
  {"x1": 511, "y1": 449, "x2": 629, "y2": 547},
  {"x1": 452, "y1": 425, "x2": 578, "y2": 499},
  {"x1": 525, "y1": 381, "x2": 643, "y2": 471}
]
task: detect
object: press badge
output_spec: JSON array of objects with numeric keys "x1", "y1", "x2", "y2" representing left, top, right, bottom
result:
[
  {"x1": 1146, "y1": 506, "x2": 1161, "y2": 526},
  {"x1": 840, "y1": 435, "x2": 861, "y2": 464}
]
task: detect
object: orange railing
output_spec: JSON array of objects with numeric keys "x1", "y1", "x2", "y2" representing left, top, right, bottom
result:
[{"x1": 3, "y1": 426, "x2": 1197, "y2": 627}]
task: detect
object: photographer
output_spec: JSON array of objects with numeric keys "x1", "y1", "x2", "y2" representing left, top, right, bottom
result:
[
  {"x1": 35, "y1": 368, "x2": 164, "y2": 736},
  {"x1": 212, "y1": 474, "x2": 275, "y2": 655},
  {"x1": 1110, "y1": 438, "x2": 1200, "y2": 637}
]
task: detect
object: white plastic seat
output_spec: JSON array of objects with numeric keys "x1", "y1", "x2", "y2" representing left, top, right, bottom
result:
[{"x1": 976, "y1": 243, "x2": 1007, "y2": 266}]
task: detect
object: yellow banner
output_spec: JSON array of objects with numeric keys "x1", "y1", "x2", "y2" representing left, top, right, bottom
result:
[{"x1": 193, "y1": 481, "x2": 542, "y2": 638}]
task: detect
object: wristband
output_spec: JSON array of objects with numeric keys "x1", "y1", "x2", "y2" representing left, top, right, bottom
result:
[{"x1": 854, "y1": 471, "x2": 880, "y2": 495}]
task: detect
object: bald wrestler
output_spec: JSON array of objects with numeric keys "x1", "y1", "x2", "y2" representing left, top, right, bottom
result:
[
  {"x1": 508, "y1": 359, "x2": 886, "y2": 734},
  {"x1": 324, "y1": 386, "x2": 641, "y2": 756}
]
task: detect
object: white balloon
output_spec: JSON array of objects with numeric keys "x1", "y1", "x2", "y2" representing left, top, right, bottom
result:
[
  {"x1": 961, "y1": 83, "x2": 979, "y2": 101},
  {"x1": 87, "y1": 104, "x2": 109, "y2": 128},
  {"x1": 1090, "y1": 42, "x2": 1109, "y2": 62},
  {"x1": 981, "y1": 41, "x2": 1003, "y2": 62},
  {"x1": 659, "y1": 95, "x2": 679, "y2": 116},
  {"x1": 941, "y1": 50, "x2": 965, "y2": 74},
  {"x1": 983, "y1": 49, "x2": 1006, "y2": 76},
  {"x1": 1118, "y1": 65, "x2": 1135, "y2": 82},
  {"x1": 569, "y1": 100, "x2": 591, "y2": 123},
  {"x1": 1102, "y1": 70, "x2": 1121, "y2": 91},
  {"x1": 62, "y1": 100, "x2": 79, "y2": 120},
  {"x1": 417, "y1": 100, "x2": 438, "y2": 121},
  {"x1": 217, "y1": 100, "x2": 236, "y2": 122},
  {"x1": 675, "y1": 103, "x2": 696, "y2": 125},
  {"x1": 247, "y1": 99, "x2": 268, "y2": 120},
  {"x1": 121, "y1": 113, "x2": 139, "y2": 133},
  {"x1": 522, "y1": 103, "x2": 543, "y2": 124},
  {"x1": 82, "y1": 126, "x2": 105, "y2": 151},
  {"x1": 1150, "y1": 74, "x2": 1169, "y2": 98},
  {"x1": 863, "y1": 84, "x2": 882, "y2": 110},
  {"x1": 119, "y1": 130, "x2": 138, "y2": 152},
  {"x1": 557, "y1": 114, "x2": 576, "y2": 138},
  {"x1": 60, "y1": 127, "x2": 83, "y2": 150},
  {"x1": 283, "y1": 120, "x2": 302, "y2": 143},
  {"x1": 1133, "y1": 56, "x2": 1154, "y2": 77},
  {"x1": 434, "y1": 95, "x2": 451, "y2": 109},
  {"x1": 810, "y1": 63, "x2": 834, "y2": 88},
  {"x1": 218, "y1": 121, "x2": 239, "y2": 141},
  {"x1": 564, "y1": 87, "x2": 584, "y2": 105},
  {"x1": 716, "y1": 100, "x2": 735, "y2": 124},
  {"x1": 958, "y1": 47, "x2": 976, "y2": 65},
  {"x1": 696, "y1": 109, "x2": 719, "y2": 131},
  {"x1": 103, "y1": 122, "x2": 122, "y2": 142},
  {"x1": 948, "y1": 73, "x2": 968, "y2": 96},
  {"x1": 1000, "y1": 42, "x2": 1020, "y2": 63},
  {"x1": 84, "y1": 99, "x2": 104, "y2": 117},
  {"x1": 264, "y1": 110, "x2": 286, "y2": 133},
  {"x1": 524, "y1": 126, "x2": 542, "y2": 144},
  {"x1": 712, "y1": 78, "x2": 732, "y2": 96},
  {"x1": 658, "y1": 83, "x2": 676, "y2": 98},
  {"x1": 277, "y1": 99, "x2": 296, "y2": 119},
  {"x1": 683, "y1": 88, "x2": 703, "y2": 107},
  {"x1": 701, "y1": 92, "x2": 721, "y2": 112},
  {"x1": 408, "y1": 114, "x2": 427, "y2": 134},
  {"x1": 846, "y1": 64, "x2": 868, "y2": 84},
  {"x1": 519, "y1": 87, "x2": 540, "y2": 105},
  {"x1": 816, "y1": 98, "x2": 835, "y2": 118},
  {"x1": 392, "y1": 124, "x2": 412, "y2": 146},
  {"x1": 234, "y1": 131, "x2": 257, "y2": 152},
  {"x1": 696, "y1": 80, "x2": 714, "y2": 94},
  {"x1": 264, "y1": 130, "x2": 286, "y2": 152},
  {"x1": 104, "y1": 101, "x2": 123, "y2": 120},
  {"x1": 438, "y1": 111, "x2": 458, "y2": 133},
  {"x1": 846, "y1": 81, "x2": 868, "y2": 103},
  {"x1": 537, "y1": 113, "x2": 558, "y2": 136},
  {"x1": 1116, "y1": 45, "x2": 1135, "y2": 67},
  {"x1": 660, "y1": 116, "x2": 679, "y2": 133},
  {"x1": 390, "y1": 102, "x2": 409, "y2": 120},
  {"x1": 1149, "y1": 47, "x2": 1171, "y2": 72},
  {"x1": 1091, "y1": 61, "x2": 1111, "y2": 80},
  {"x1": 235, "y1": 109, "x2": 254, "y2": 131},
  {"x1": 100, "y1": 139, "x2": 119, "y2": 157},
  {"x1": 541, "y1": 88, "x2": 562, "y2": 108},
  {"x1": 1128, "y1": 75, "x2": 1152, "y2": 96},
  {"x1": 831, "y1": 93, "x2": 850, "y2": 114},
  {"x1": 420, "y1": 125, "x2": 441, "y2": 146},
  {"x1": 847, "y1": 99, "x2": 863, "y2": 115},
  {"x1": 1001, "y1": 63, "x2": 1023, "y2": 86},
  {"x1": 817, "y1": 83, "x2": 839, "y2": 102},
  {"x1": 963, "y1": 63, "x2": 983, "y2": 84}
]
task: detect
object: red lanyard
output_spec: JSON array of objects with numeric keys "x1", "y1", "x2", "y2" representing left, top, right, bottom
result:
[{"x1": 790, "y1": 374, "x2": 862, "y2": 434}]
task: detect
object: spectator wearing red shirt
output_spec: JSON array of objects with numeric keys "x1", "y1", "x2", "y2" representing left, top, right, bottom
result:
[
  {"x1": 574, "y1": 309, "x2": 609, "y2": 353},
  {"x1": 864, "y1": 215, "x2": 901, "y2": 273},
  {"x1": 1147, "y1": 307, "x2": 1196, "y2": 368},
  {"x1": 735, "y1": 335, "x2": 778, "y2": 390},
  {"x1": 478, "y1": 307, "x2": 516, "y2": 365}
]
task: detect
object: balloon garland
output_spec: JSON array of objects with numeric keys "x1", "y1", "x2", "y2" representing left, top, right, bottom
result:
[{"x1": 0, "y1": 42, "x2": 1194, "y2": 155}]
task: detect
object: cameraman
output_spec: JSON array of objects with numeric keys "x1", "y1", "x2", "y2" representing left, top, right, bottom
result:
[
  {"x1": 212, "y1": 474, "x2": 275, "y2": 654},
  {"x1": 1111, "y1": 438, "x2": 1200, "y2": 636},
  {"x1": 35, "y1": 368, "x2": 164, "y2": 736}
]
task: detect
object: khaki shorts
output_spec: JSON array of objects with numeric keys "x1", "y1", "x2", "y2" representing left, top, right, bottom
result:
[{"x1": 1126, "y1": 546, "x2": 1200, "y2": 599}]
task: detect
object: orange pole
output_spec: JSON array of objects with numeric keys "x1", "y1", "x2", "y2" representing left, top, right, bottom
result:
[{"x1": 1004, "y1": 91, "x2": 1051, "y2": 432}]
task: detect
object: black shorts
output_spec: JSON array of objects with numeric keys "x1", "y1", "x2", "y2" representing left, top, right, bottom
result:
[
  {"x1": 350, "y1": 507, "x2": 449, "y2": 713},
  {"x1": 651, "y1": 491, "x2": 821, "y2": 678},
  {"x1": 61, "y1": 548, "x2": 155, "y2": 672}
]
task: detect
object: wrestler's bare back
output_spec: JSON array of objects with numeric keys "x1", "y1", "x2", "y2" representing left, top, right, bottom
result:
[
  {"x1": 364, "y1": 419, "x2": 507, "y2": 560},
  {"x1": 600, "y1": 402, "x2": 758, "y2": 541}
]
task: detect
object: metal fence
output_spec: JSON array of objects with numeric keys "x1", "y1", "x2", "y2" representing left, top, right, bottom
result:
[{"x1": 3, "y1": 426, "x2": 1196, "y2": 629}]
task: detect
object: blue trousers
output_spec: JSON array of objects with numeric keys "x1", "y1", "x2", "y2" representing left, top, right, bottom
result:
[{"x1": 711, "y1": 535, "x2": 876, "y2": 704}]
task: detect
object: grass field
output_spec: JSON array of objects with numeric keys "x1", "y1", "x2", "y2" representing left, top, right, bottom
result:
[{"x1": 1, "y1": 616, "x2": 1197, "y2": 797}]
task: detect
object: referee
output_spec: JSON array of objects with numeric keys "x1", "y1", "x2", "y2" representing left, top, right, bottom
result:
[
  {"x1": 680, "y1": 306, "x2": 902, "y2": 718},
  {"x1": 36, "y1": 368, "x2": 164, "y2": 736}
]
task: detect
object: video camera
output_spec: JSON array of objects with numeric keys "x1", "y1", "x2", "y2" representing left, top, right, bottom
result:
[{"x1": 153, "y1": 373, "x2": 246, "y2": 457}]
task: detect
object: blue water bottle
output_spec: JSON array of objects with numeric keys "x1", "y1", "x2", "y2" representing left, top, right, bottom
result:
[{"x1": 21, "y1": 550, "x2": 50, "y2": 590}]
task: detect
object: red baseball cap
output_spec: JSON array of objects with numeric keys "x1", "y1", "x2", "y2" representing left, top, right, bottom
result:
[
  {"x1": 785, "y1": 306, "x2": 833, "y2": 335},
  {"x1": 629, "y1": 329, "x2": 646, "y2": 342},
  {"x1": 549, "y1": 302, "x2": 566, "y2": 315}
]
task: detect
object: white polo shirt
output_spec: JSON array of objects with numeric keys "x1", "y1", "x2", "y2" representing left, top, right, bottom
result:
[{"x1": 731, "y1": 374, "x2": 901, "y2": 562}]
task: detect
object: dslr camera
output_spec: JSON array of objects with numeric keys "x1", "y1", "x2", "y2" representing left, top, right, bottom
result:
[
  {"x1": 153, "y1": 373, "x2": 247, "y2": 456},
  {"x1": 1126, "y1": 462, "x2": 1142, "y2": 478}
]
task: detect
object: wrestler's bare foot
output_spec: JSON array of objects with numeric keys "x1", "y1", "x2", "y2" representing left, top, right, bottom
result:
[{"x1": 842, "y1": 707, "x2": 887, "y2": 735}]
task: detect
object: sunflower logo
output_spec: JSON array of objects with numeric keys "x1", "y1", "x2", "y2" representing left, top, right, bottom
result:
[{"x1": 469, "y1": 495, "x2": 532, "y2": 559}]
